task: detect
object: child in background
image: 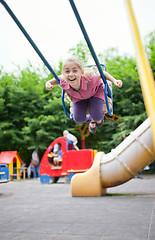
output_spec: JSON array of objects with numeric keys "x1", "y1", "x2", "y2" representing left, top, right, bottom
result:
[
  {"x1": 63, "y1": 130, "x2": 79, "y2": 150},
  {"x1": 46, "y1": 57, "x2": 122, "y2": 134}
]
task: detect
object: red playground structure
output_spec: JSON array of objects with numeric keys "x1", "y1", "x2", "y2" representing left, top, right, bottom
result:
[{"x1": 40, "y1": 137, "x2": 96, "y2": 184}]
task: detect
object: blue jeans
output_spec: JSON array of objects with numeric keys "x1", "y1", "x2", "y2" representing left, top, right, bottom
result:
[
  {"x1": 33, "y1": 164, "x2": 40, "y2": 178},
  {"x1": 27, "y1": 164, "x2": 40, "y2": 178}
]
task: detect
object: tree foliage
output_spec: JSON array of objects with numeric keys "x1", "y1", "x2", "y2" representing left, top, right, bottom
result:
[
  {"x1": 0, "y1": 31, "x2": 154, "y2": 162},
  {"x1": 0, "y1": 64, "x2": 75, "y2": 161}
]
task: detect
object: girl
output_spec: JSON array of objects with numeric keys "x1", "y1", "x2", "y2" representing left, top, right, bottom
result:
[{"x1": 46, "y1": 58, "x2": 122, "y2": 134}]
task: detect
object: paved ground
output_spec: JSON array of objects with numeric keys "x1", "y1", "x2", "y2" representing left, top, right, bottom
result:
[{"x1": 0, "y1": 175, "x2": 155, "y2": 240}]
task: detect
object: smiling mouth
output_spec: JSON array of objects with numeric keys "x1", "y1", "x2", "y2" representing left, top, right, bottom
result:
[{"x1": 69, "y1": 78, "x2": 76, "y2": 81}]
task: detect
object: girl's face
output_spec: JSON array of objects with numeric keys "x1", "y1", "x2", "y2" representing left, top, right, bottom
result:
[{"x1": 62, "y1": 62, "x2": 84, "y2": 90}]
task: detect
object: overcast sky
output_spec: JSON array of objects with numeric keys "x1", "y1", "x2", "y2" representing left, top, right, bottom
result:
[{"x1": 0, "y1": 0, "x2": 155, "y2": 73}]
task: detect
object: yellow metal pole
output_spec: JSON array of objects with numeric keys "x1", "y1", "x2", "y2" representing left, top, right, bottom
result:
[
  {"x1": 125, "y1": 0, "x2": 155, "y2": 150},
  {"x1": 9, "y1": 161, "x2": 13, "y2": 180},
  {"x1": 15, "y1": 155, "x2": 21, "y2": 180}
]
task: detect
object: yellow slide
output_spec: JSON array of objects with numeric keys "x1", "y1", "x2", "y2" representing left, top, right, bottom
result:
[
  {"x1": 71, "y1": 118, "x2": 155, "y2": 196},
  {"x1": 71, "y1": 0, "x2": 155, "y2": 197}
]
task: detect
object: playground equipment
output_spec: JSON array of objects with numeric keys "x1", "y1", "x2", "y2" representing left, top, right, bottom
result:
[
  {"x1": 0, "y1": 151, "x2": 23, "y2": 180},
  {"x1": 40, "y1": 137, "x2": 96, "y2": 184},
  {"x1": 0, "y1": 164, "x2": 9, "y2": 183},
  {"x1": 71, "y1": 117, "x2": 155, "y2": 196}
]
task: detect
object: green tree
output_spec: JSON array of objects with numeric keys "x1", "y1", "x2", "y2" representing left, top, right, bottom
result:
[
  {"x1": 69, "y1": 40, "x2": 91, "y2": 65},
  {"x1": 145, "y1": 30, "x2": 155, "y2": 77},
  {"x1": 0, "y1": 64, "x2": 76, "y2": 162}
]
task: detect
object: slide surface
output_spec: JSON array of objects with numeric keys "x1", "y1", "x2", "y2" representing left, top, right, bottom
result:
[{"x1": 100, "y1": 117, "x2": 154, "y2": 188}]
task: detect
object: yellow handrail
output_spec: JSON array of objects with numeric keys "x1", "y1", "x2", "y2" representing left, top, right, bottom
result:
[{"x1": 125, "y1": 0, "x2": 155, "y2": 150}]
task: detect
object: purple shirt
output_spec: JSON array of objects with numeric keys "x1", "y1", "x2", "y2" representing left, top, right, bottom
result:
[{"x1": 60, "y1": 74, "x2": 105, "y2": 103}]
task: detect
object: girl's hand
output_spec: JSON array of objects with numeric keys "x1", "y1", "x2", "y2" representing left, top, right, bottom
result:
[
  {"x1": 113, "y1": 80, "x2": 123, "y2": 88},
  {"x1": 46, "y1": 81, "x2": 53, "y2": 90}
]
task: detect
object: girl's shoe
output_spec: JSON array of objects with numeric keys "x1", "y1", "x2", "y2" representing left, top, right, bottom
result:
[
  {"x1": 89, "y1": 122, "x2": 96, "y2": 134},
  {"x1": 96, "y1": 118, "x2": 104, "y2": 128}
]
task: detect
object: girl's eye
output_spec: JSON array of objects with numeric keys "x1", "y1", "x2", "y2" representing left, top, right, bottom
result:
[
  {"x1": 73, "y1": 70, "x2": 77, "y2": 73},
  {"x1": 65, "y1": 71, "x2": 70, "y2": 74}
]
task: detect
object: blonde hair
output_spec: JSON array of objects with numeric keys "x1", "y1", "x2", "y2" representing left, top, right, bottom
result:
[
  {"x1": 62, "y1": 57, "x2": 97, "y2": 78},
  {"x1": 62, "y1": 57, "x2": 83, "y2": 71}
]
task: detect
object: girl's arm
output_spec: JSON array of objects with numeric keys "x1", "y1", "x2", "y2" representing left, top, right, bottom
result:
[
  {"x1": 46, "y1": 75, "x2": 63, "y2": 90},
  {"x1": 103, "y1": 71, "x2": 123, "y2": 88}
]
